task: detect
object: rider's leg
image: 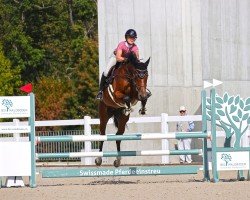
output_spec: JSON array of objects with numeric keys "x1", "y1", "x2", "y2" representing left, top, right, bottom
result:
[
  {"x1": 96, "y1": 73, "x2": 107, "y2": 99},
  {"x1": 96, "y1": 55, "x2": 117, "y2": 100}
]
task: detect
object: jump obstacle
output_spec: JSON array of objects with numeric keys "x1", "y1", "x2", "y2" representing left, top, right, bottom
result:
[{"x1": 0, "y1": 86, "x2": 250, "y2": 188}]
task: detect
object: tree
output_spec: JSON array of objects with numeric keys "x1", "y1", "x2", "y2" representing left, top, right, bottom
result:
[
  {"x1": 0, "y1": 43, "x2": 21, "y2": 96},
  {"x1": 34, "y1": 76, "x2": 73, "y2": 121},
  {"x1": 65, "y1": 38, "x2": 99, "y2": 119},
  {"x1": 0, "y1": 1, "x2": 45, "y2": 82},
  {"x1": 0, "y1": 0, "x2": 99, "y2": 120}
]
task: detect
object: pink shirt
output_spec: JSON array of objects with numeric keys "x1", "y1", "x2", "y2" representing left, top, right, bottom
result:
[{"x1": 115, "y1": 41, "x2": 139, "y2": 57}]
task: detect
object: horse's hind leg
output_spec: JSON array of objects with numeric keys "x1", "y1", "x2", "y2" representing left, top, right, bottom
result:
[
  {"x1": 95, "y1": 141, "x2": 104, "y2": 166},
  {"x1": 114, "y1": 114, "x2": 129, "y2": 167}
]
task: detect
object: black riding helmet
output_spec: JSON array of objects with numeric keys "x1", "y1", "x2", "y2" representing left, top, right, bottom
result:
[{"x1": 125, "y1": 29, "x2": 137, "y2": 39}]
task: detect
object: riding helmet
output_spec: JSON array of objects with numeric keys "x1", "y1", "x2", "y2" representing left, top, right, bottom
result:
[{"x1": 125, "y1": 29, "x2": 137, "y2": 39}]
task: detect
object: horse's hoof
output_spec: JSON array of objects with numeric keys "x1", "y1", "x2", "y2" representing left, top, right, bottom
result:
[
  {"x1": 95, "y1": 157, "x2": 102, "y2": 166},
  {"x1": 139, "y1": 109, "x2": 146, "y2": 115},
  {"x1": 114, "y1": 159, "x2": 121, "y2": 168},
  {"x1": 140, "y1": 111, "x2": 146, "y2": 115}
]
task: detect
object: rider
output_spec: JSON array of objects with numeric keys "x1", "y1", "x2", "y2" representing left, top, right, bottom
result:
[{"x1": 96, "y1": 29, "x2": 139, "y2": 100}]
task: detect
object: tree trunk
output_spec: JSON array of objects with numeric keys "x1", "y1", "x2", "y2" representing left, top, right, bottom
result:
[{"x1": 67, "y1": 0, "x2": 74, "y2": 26}]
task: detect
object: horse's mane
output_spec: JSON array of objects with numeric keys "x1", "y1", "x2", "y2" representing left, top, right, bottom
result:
[
  {"x1": 127, "y1": 52, "x2": 146, "y2": 70},
  {"x1": 127, "y1": 52, "x2": 139, "y2": 65}
]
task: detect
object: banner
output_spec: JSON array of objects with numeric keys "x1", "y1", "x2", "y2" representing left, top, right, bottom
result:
[
  {"x1": 0, "y1": 96, "x2": 30, "y2": 118},
  {"x1": 217, "y1": 151, "x2": 249, "y2": 171}
]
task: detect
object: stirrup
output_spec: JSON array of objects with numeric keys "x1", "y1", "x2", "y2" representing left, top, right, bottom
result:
[{"x1": 96, "y1": 91, "x2": 103, "y2": 100}]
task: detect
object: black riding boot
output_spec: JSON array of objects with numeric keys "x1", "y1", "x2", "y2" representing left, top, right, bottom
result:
[{"x1": 96, "y1": 74, "x2": 107, "y2": 100}]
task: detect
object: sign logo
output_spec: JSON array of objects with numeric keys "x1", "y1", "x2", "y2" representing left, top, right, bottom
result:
[
  {"x1": 2, "y1": 99, "x2": 13, "y2": 112},
  {"x1": 220, "y1": 153, "x2": 232, "y2": 166}
]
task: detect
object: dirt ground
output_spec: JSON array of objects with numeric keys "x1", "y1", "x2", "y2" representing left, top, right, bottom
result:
[{"x1": 1, "y1": 170, "x2": 250, "y2": 200}]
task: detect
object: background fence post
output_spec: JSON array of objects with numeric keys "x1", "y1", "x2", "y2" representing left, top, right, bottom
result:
[
  {"x1": 84, "y1": 116, "x2": 92, "y2": 165},
  {"x1": 161, "y1": 113, "x2": 169, "y2": 164}
]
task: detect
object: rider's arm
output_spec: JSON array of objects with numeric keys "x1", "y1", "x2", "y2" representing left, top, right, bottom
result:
[
  {"x1": 135, "y1": 51, "x2": 139, "y2": 59},
  {"x1": 133, "y1": 45, "x2": 139, "y2": 59},
  {"x1": 116, "y1": 49, "x2": 126, "y2": 62}
]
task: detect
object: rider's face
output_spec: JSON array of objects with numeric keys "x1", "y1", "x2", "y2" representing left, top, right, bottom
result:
[{"x1": 127, "y1": 37, "x2": 136, "y2": 44}]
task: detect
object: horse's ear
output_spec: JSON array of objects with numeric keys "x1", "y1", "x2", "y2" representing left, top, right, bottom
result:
[{"x1": 144, "y1": 57, "x2": 150, "y2": 67}]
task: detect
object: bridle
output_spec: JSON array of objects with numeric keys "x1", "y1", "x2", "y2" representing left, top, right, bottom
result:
[
  {"x1": 123, "y1": 65, "x2": 148, "y2": 94},
  {"x1": 112, "y1": 57, "x2": 152, "y2": 95},
  {"x1": 111, "y1": 61, "x2": 151, "y2": 102}
]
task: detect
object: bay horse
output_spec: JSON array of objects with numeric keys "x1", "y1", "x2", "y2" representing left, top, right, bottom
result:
[{"x1": 95, "y1": 52, "x2": 150, "y2": 167}]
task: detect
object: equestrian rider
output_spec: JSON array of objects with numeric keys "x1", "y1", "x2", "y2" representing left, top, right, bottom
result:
[{"x1": 96, "y1": 29, "x2": 139, "y2": 100}]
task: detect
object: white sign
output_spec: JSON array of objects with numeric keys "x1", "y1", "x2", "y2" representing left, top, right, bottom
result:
[
  {"x1": 0, "y1": 142, "x2": 31, "y2": 176},
  {"x1": 217, "y1": 151, "x2": 249, "y2": 171},
  {"x1": 0, "y1": 126, "x2": 31, "y2": 134},
  {"x1": 0, "y1": 96, "x2": 30, "y2": 118}
]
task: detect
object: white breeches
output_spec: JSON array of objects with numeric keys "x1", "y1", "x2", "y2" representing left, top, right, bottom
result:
[
  {"x1": 104, "y1": 54, "x2": 117, "y2": 76},
  {"x1": 178, "y1": 138, "x2": 192, "y2": 163}
]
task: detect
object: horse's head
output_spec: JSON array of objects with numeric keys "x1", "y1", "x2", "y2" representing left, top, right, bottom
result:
[{"x1": 127, "y1": 53, "x2": 150, "y2": 101}]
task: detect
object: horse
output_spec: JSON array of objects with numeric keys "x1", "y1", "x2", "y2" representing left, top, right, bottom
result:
[{"x1": 95, "y1": 52, "x2": 150, "y2": 167}]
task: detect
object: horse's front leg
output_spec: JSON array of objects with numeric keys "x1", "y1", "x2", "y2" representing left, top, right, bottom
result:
[
  {"x1": 114, "y1": 139, "x2": 122, "y2": 168},
  {"x1": 95, "y1": 102, "x2": 110, "y2": 166},
  {"x1": 139, "y1": 99, "x2": 147, "y2": 115},
  {"x1": 114, "y1": 91, "x2": 132, "y2": 115},
  {"x1": 123, "y1": 96, "x2": 133, "y2": 115}
]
